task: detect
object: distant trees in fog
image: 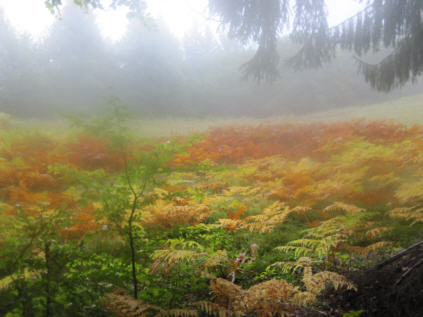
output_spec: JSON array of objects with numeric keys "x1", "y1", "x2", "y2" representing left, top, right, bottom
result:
[{"x1": 0, "y1": 5, "x2": 422, "y2": 118}]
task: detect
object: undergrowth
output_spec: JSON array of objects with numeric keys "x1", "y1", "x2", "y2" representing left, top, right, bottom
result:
[{"x1": 1, "y1": 110, "x2": 423, "y2": 316}]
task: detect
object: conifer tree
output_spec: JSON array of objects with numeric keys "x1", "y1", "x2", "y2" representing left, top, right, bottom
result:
[{"x1": 45, "y1": 0, "x2": 423, "y2": 91}]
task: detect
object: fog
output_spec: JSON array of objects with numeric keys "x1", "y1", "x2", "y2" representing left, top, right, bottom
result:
[{"x1": 0, "y1": 4, "x2": 422, "y2": 119}]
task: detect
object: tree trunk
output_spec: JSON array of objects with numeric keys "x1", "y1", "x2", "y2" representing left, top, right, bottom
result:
[
  {"x1": 128, "y1": 196, "x2": 138, "y2": 299},
  {"x1": 44, "y1": 241, "x2": 52, "y2": 317}
]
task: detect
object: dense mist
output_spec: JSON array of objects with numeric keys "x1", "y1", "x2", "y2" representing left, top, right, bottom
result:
[{"x1": 1, "y1": 4, "x2": 422, "y2": 118}]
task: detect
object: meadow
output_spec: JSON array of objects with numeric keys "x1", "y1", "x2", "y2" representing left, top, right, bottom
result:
[{"x1": 1, "y1": 99, "x2": 423, "y2": 316}]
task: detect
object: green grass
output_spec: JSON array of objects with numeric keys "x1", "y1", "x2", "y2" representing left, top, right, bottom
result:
[
  {"x1": 5, "y1": 93, "x2": 423, "y2": 138},
  {"x1": 129, "y1": 94, "x2": 423, "y2": 136},
  {"x1": 300, "y1": 93, "x2": 423, "y2": 125}
]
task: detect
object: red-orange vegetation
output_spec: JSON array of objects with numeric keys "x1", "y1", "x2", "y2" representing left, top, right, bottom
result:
[
  {"x1": 1, "y1": 134, "x2": 65, "y2": 166},
  {"x1": 307, "y1": 220, "x2": 322, "y2": 228},
  {"x1": 164, "y1": 185, "x2": 187, "y2": 193},
  {"x1": 0, "y1": 133, "x2": 109, "y2": 238},
  {"x1": 173, "y1": 121, "x2": 422, "y2": 165},
  {"x1": 66, "y1": 135, "x2": 125, "y2": 171},
  {"x1": 227, "y1": 207, "x2": 247, "y2": 220},
  {"x1": 61, "y1": 204, "x2": 99, "y2": 239}
]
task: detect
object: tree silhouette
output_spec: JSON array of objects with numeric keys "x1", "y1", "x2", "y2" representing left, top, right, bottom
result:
[
  {"x1": 46, "y1": 0, "x2": 423, "y2": 91},
  {"x1": 209, "y1": 0, "x2": 423, "y2": 91}
]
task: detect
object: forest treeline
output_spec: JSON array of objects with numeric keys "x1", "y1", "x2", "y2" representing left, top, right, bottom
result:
[{"x1": 1, "y1": 5, "x2": 422, "y2": 118}]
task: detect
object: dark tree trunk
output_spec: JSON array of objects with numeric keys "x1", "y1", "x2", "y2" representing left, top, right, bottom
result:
[
  {"x1": 44, "y1": 241, "x2": 52, "y2": 317},
  {"x1": 128, "y1": 196, "x2": 138, "y2": 299}
]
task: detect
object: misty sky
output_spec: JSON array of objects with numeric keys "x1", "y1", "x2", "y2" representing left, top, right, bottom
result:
[
  {"x1": 0, "y1": 0, "x2": 365, "y2": 42},
  {"x1": 2, "y1": 0, "x2": 419, "y2": 119}
]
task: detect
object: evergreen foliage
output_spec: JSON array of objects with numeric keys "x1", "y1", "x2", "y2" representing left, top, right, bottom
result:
[
  {"x1": 209, "y1": 0, "x2": 423, "y2": 90},
  {"x1": 42, "y1": 0, "x2": 423, "y2": 90}
]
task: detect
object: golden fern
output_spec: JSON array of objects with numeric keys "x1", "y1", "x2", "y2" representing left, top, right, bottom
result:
[
  {"x1": 269, "y1": 259, "x2": 357, "y2": 307},
  {"x1": 151, "y1": 239, "x2": 206, "y2": 274},
  {"x1": 157, "y1": 309, "x2": 199, "y2": 317},
  {"x1": 340, "y1": 239, "x2": 392, "y2": 257},
  {"x1": 152, "y1": 249, "x2": 206, "y2": 265},
  {"x1": 246, "y1": 279, "x2": 298, "y2": 316},
  {"x1": 0, "y1": 269, "x2": 42, "y2": 291},
  {"x1": 209, "y1": 277, "x2": 299, "y2": 316},
  {"x1": 292, "y1": 206, "x2": 312, "y2": 215},
  {"x1": 305, "y1": 270, "x2": 357, "y2": 294},
  {"x1": 292, "y1": 291, "x2": 317, "y2": 307},
  {"x1": 142, "y1": 200, "x2": 211, "y2": 228},
  {"x1": 223, "y1": 186, "x2": 260, "y2": 197},
  {"x1": 241, "y1": 201, "x2": 293, "y2": 233},
  {"x1": 363, "y1": 241, "x2": 393, "y2": 254},
  {"x1": 389, "y1": 207, "x2": 423, "y2": 225},
  {"x1": 106, "y1": 288, "x2": 199, "y2": 317},
  {"x1": 218, "y1": 218, "x2": 242, "y2": 231},
  {"x1": 365, "y1": 226, "x2": 391, "y2": 239},
  {"x1": 324, "y1": 202, "x2": 365, "y2": 215},
  {"x1": 152, "y1": 239, "x2": 230, "y2": 277},
  {"x1": 191, "y1": 301, "x2": 233, "y2": 317},
  {"x1": 210, "y1": 277, "x2": 244, "y2": 303},
  {"x1": 395, "y1": 180, "x2": 423, "y2": 204},
  {"x1": 219, "y1": 201, "x2": 294, "y2": 233},
  {"x1": 271, "y1": 257, "x2": 315, "y2": 273},
  {"x1": 202, "y1": 250, "x2": 229, "y2": 271},
  {"x1": 341, "y1": 245, "x2": 368, "y2": 257},
  {"x1": 105, "y1": 288, "x2": 162, "y2": 316}
]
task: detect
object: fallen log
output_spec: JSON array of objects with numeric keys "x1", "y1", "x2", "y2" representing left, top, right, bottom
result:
[
  {"x1": 327, "y1": 239, "x2": 423, "y2": 317},
  {"x1": 374, "y1": 240, "x2": 423, "y2": 269}
]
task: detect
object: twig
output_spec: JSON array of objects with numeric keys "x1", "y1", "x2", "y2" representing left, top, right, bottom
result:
[
  {"x1": 374, "y1": 240, "x2": 423, "y2": 269},
  {"x1": 394, "y1": 258, "x2": 423, "y2": 287}
]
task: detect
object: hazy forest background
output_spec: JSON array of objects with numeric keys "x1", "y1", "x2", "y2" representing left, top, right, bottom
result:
[{"x1": 1, "y1": 3, "x2": 423, "y2": 119}]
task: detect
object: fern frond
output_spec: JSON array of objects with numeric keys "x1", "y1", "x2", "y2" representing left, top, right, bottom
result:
[
  {"x1": 287, "y1": 238, "x2": 322, "y2": 249},
  {"x1": 324, "y1": 202, "x2": 365, "y2": 214},
  {"x1": 0, "y1": 269, "x2": 42, "y2": 291},
  {"x1": 342, "y1": 245, "x2": 367, "y2": 256},
  {"x1": 158, "y1": 309, "x2": 199, "y2": 317},
  {"x1": 151, "y1": 239, "x2": 207, "y2": 274},
  {"x1": 364, "y1": 241, "x2": 393, "y2": 254},
  {"x1": 389, "y1": 207, "x2": 413, "y2": 220},
  {"x1": 308, "y1": 271, "x2": 357, "y2": 294},
  {"x1": 223, "y1": 186, "x2": 258, "y2": 197},
  {"x1": 269, "y1": 261, "x2": 297, "y2": 273},
  {"x1": 210, "y1": 278, "x2": 244, "y2": 302},
  {"x1": 218, "y1": 218, "x2": 241, "y2": 231},
  {"x1": 192, "y1": 301, "x2": 232, "y2": 317},
  {"x1": 165, "y1": 238, "x2": 204, "y2": 251},
  {"x1": 292, "y1": 291, "x2": 317, "y2": 306},
  {"x1": 389, "y1": 207, "x2": 423, "y2": 225},
  {"x1": 365, "y1": 227, "x2": 391, "y2": 239},
  {"x1": 154, "y1": 187, "x2": 169, "y2": 198},
  {"x1": 246, "y1": 279, "x2": 298, "y2": 316},
  {"x1": 270, "y1": 257, "x2": 316, "y2": 276},
  {"x1": 292, "y1": 206, "x2": 312, "y2": 215},
  {"x1": 143, "y1": 200, "x2": 211, "y2": 228},
  {"x1": 275, "y1": 245, "x2": 313, "y2": 258},
  {"x1": 202, "y1": 250, "x2": 229, "y2": 271},
  {"x1": 105, "y1": 288, "x2": 163, "y2": 316},
  {"x1": 242, "y1": 202, "x2": 293, "y2": 233},
  {"x1": 395, "y1": 180, "x2": 423, "y2": 204},
  {"x1": 152, "y1": 249, "x2": 206, "y2": 264},
  {"x1": 220, "y1": 201, "x2": 293, "y2": 233}
]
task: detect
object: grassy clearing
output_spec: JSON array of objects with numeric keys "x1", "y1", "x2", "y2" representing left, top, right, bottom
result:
[
  {"x1": 6, "y1": 93, "x2": 423, "y2": 138},
  {"x1": 130, "y1": 93, "x2": 423, "y2": 136}
]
